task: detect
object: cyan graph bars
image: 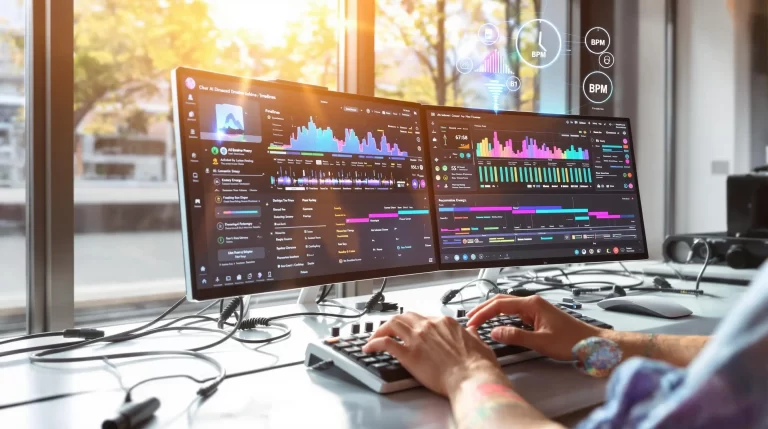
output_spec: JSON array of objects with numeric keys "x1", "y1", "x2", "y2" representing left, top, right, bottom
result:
[{"x1": 478, "y1": 166, "x2": 593, "y2": 184}]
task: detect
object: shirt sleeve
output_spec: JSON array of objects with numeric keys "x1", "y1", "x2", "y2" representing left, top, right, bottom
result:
[{"x1": 576, "y1": 262, "x2": 768, "y2": 429}]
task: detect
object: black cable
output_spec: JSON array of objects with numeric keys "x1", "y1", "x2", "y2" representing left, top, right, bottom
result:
[
  {"x1": 694, "y1": 240, "x2": 712, "y2": 291},
  {"x1": 442, "y1": 278, "x2": 498, "y2": 304},
  {"x1": 0, "y1": 331, "x2": 60, "y2": 347},
  {"x1": 266, "y1": 278, "x2": 388, "y2": 323},
  {"x1": 29, "y1": 297, "x2": 240, "y2": 401}
]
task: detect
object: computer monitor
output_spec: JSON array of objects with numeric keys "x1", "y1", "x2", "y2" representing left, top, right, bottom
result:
[
  {"x1": 423, "y1": 106, "x2": 649, "y2": 269},
  {"x1": 172, "y1": 68, "x2": 437, "y2": 301}
]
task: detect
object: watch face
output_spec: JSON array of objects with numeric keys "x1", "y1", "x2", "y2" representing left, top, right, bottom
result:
[{"x1": 516, "y1": 19, "x2": 562, "y2": 69}]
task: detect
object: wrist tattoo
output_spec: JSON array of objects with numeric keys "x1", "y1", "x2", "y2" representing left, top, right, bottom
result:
[
  {"x1": 460, "y1": 383, "x2": 528, "y2": 426},
  {"x1": 643, "y1": 333, "x2": 658, "y2": 358}
]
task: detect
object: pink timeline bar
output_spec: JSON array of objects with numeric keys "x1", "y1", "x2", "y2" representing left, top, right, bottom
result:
[
  {"x1": 469, "y1": 207, "x2": 513, "y2": 212},
  {"x1": 512, "y1": 210, "x2": 536, "y2": 214},
  {"x1": 369, "y1": 213, "x2": 399, "y2": 218},
  {"x1": 588, "y1": 212, "x2": 609, "y2": 216},
  {"x1": 596, "y1": 215, "x2": 621, "y2": 219},
  {"x1": 346, "y1": 218, "x2": 370, "y2": 223}
]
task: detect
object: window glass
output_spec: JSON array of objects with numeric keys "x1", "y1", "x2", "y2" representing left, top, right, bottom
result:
[
  {"x1": 73, "y1": 0, "x2": 340, "y2": 323},
  {"x1": 0, "y1": 0, "x2": 26, "y2": 336},
  {"x1": 376, "y1": 0, "x2": 568, "y2": 113}
]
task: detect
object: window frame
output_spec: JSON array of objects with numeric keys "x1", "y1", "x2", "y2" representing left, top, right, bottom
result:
[{"x1": 24, "y1": 0, "x2": 361, "y2": 333}]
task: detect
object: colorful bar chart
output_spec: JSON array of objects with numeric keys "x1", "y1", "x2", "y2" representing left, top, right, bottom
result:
[
  {"x1": 270, "y1": 117, "x2": 408, "y2": 156},
  {"x1": 478, "y1": 166, "x2": 592, "y2": 184},
  {"x1": 474, "y1": 49, "x2": 513, "y2": 74},
  {"x1": 476, "y1": 132, "x2": 590, "y2": 160},
  {"x1": 346, "y1": 209, "x2": 429, "y2": 224}
]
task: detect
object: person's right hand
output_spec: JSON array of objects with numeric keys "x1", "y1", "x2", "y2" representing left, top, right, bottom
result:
[{"x1": 466, "y1": 295, "x2": 603, "y2": 361}]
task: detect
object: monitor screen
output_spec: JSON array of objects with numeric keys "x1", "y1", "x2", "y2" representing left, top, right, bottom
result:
[
  {"x1": 172, "y1": 68, "x2": 437, "y2": 301},
  {"x1": 424, "y1": 106, "x2": 648, "y2": 268}
]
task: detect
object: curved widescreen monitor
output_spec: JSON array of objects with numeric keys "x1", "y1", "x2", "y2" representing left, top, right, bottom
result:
[
  {"x1": 423, "y1": 106, "x2": 649, "y2": 269},
  {"x1": 172, "y1": 68, "x2": 437, "y2": 301}
]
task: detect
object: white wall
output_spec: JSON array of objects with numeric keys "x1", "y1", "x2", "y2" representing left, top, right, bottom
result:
[{"x1": 675, "y1": 0, "x2": 737, "y2": 234}]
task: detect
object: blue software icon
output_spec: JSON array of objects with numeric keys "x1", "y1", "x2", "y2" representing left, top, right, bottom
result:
[
  {"x1": 462, "y1": 254, "x2": 469, "y2": 261},
  {"x1": 574, "y1": 249, "x2": 580, "y2": 255},
  {"x1": 215, "y1": 104, "x2": 245, "y2": 137}
]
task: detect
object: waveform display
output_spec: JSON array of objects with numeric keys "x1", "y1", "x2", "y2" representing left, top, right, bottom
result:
[
  {"x1": 478, "y1": 166, "x2": 592, "y2": 184},
  {"x1": 476, "y1": 133, "x2": 590, "y2": 160},
  {"x1": 270, "y1": 117, "x2": 408, "y2": 157},
  {"x1": 438, "y1": 205, "x2": 634, "y2": 219},
  {"x1": 474, "y1": 49, "x2": 513, "y2": 74},
  {"x1": 270, "y1": 166, "x2": 397, "y2": 188},
  {"x1": 346, "y1": 209, "x2": 430, "y2": 224}
]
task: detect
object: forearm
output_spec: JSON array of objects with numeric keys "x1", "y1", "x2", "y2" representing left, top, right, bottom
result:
[
  {"x1": 449, "y1": 363, "x2": 564, "y2": 429},
  {"x1": 599, "y1": 330, "x2": 709, "y2": 367}
]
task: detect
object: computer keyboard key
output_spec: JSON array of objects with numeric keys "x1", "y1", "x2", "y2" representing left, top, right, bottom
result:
[
  {"x1": 342, "y1": 346, "x2": 362, "y2": 354},
  {"x1": 376, "y1": 355, "x2": 391, "y2": 362},
  {"x1": 377, "y1": 364, "x2": 411, "y2": 382},
  {"x1": 341, "y1": 336, "x2": 356, "y2": 342},
  {"x1": 350, "y1": 352, "x2": 368, "y2": 360},
  {"x1": 334, "y1": 341, "x2": 352, "y2": 349},
  {"x1": 371, "y1": 362, "x2": 389, "y2": 370},
  {"x1": 356, "y1": 333, "x2": 372, "y2": 339},
  {"x1": 361, "y1": 357, "x2": 379, "y2": 365},
  {"x1": 324, "y1": 337, "x2": 341, "y2": 345},
  {"x1": 349, "y1": 339, "x2": 367, "y2": 346}
]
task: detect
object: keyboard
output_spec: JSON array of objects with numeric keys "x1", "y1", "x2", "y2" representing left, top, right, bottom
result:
[{"x1": 304, "y1": 304, "x2": 613, "y2": 393}]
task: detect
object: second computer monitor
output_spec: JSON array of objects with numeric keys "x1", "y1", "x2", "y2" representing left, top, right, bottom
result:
[{"x1": 424, "y1": 106, "x2": 649, "y2": 269}]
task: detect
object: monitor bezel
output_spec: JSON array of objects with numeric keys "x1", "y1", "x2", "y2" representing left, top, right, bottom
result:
[
  {"x1": 172, "y1": 67, "x2": 440, "y2": 302},
  {"x1": 420, "y1": 104, "x2": 650, "y2": 271}
]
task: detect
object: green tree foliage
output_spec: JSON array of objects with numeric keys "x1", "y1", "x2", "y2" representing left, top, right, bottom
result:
[{"x1": 73, "y1": 0, "x2": 242, "y2": 130}]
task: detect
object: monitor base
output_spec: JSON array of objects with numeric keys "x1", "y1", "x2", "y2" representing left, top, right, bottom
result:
[
  {"x1": 477, "y1": 268, "x2": 503, "y2": 300},
  {"x1": 297, "y1": 286, "x2": 324, "y2": 305}
]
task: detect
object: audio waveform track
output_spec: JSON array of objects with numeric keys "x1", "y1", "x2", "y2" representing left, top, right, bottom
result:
[
  {"x1": 269, "y1": 117, "x2": 408, "y2": 157},
  {"x1": 476, "y1": 132, "x2": 590, "y2": 160}
]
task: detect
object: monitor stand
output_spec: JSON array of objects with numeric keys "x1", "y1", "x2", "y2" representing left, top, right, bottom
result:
[
  {"x1": 297, "y1": 286, "x2": 323, "y2": 305},
  {"x1": 476, "y1": 268, "x2": 503, "y2": 300}
]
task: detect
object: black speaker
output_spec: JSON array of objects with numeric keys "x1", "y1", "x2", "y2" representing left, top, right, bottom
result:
[
  {"x1": 727, "y1": 174, "x2": 768, "y2": 238},
  {"x1": 663, "y1": 233, "x2": 768, "y2": 269}
]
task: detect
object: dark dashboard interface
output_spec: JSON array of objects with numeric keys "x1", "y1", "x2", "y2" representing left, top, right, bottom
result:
[
  {"x1": 174, "y1": 70, "x2": 436, "y2": 298},
  {"x1": 425, "y1": 107, "x2": 647, "y2": 267}
]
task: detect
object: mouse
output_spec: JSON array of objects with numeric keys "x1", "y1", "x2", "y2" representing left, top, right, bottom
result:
[{"x1": 597, "y1": 296, "x2": 692, "y2": 319}]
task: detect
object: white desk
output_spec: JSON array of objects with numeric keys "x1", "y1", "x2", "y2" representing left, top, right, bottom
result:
[{"x1": 0, "y1": 265, "x2": 751, "y2": 428}]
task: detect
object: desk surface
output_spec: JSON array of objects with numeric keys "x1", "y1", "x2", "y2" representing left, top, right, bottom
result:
[{"x1": 0, "y1": 262, "x2": 752, "y2": 428}]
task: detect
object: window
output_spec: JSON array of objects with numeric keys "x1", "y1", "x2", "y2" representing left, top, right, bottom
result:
[
  {"x1": 375, "y1": 0, "x2": 568, "y2": 113},
  {"x1": 0, "y1": 0, "x2": 26, "y2": 336},
  {"x1": 72, "y1": 0, "x2": 340, "y2": 324}
]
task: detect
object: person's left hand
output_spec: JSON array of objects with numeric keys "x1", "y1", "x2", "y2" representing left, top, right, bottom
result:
[{"x1": 363, "y1": 312, "x2": 507, "y2": 397}]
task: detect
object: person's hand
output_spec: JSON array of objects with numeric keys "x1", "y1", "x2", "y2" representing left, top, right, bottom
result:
[
  {"x1": 467, "y1": 295, "x2": 602, "y2": 361},
  {"x1": 363, "y1": 312, "x2": 507, "y2": 396}
]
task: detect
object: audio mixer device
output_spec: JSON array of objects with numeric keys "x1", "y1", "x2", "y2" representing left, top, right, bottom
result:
[
  {"x1": 172, "y1": 68, "x2": 437, "y2": 301},
  {"x1": 424, "y1": 106, "x2": 649, "y2": 269}
]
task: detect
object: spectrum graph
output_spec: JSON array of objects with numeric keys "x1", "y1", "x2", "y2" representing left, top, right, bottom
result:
[
  {"x1": 476, "y1": 132, "x2": 590, "y2": 160},
  {"x1": 270, "y1": 117, "x2": 408, "y2": 157},
  {"x1": 474, "y1": 50, "x2": 513, "y2": 74}
]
